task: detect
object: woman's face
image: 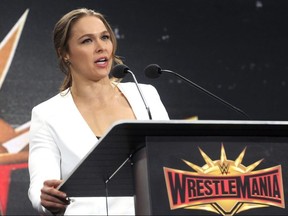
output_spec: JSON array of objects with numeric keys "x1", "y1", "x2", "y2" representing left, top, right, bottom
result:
[{"x1": 65, "y1": 15, "x2": 113, "y2": 82}]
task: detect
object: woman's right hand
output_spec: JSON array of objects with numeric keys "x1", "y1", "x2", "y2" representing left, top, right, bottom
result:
[{"x1": 40, "y1": 179, "x2": 70, "y2": 215}]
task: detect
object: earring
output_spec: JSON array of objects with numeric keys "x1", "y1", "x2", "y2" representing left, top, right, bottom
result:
[{"x1": 64, "y1": 58, "x2": 71, "y2": 66}]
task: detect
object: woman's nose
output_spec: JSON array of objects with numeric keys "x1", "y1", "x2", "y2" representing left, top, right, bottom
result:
[{"x1": 95, "y1": 40, "x2": 105, "y2": 53}]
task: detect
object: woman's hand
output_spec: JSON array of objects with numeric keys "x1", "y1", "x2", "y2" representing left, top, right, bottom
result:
[{"x1": 40, "y1": 179, "x2": 70, "y2": 215}]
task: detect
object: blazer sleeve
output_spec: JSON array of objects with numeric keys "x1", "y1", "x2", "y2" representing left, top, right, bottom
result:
[{"x1": 28, "y1": 106, "x2": 61, "y2": 214}]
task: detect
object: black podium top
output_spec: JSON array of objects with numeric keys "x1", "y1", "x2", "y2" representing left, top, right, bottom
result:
[{"x1": 59, "y1": 120, "x2": 288, "y2": 197}]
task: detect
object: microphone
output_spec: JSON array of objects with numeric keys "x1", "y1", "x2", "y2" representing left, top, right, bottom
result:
[
  {"x1": 111, "y1": 64, "x2": 152, "y2": 120},
  {"x1": 144, "y1": 64, "x2": 250, "y2": 120}
]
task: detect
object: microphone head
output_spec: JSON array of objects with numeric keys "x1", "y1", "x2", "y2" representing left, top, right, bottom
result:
[
  {"x1": 111, "y1": 64, "x2": 130, "y2": 78},
  {"x1": 144, "y1": 64, "x2": 162, "y2": 79}
]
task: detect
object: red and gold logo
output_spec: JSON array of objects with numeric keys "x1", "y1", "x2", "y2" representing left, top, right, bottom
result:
[{"x1": 163, "y1": 144, "x2": 285, "y2": 215}]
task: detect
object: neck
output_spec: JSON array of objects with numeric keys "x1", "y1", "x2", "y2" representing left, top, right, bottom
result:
[{"x1": 70, "y1": 80, "x2": 118, "y2": 103}]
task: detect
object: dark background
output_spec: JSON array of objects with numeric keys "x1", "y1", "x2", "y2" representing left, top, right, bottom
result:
[
  {"x1": 1, "y1": 0, "x2": 288, "y2": 127},
  {"x1": 0, "y1": 0, "x2": 288, "y2": 215}
]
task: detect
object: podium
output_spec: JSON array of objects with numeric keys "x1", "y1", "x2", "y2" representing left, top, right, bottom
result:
[{"x1": 60, "y1": 120, "x2": 288, "y2": 215}]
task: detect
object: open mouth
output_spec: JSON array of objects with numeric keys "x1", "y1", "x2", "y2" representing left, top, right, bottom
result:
[{"x1": 95, "y1": 57, "x2": 108, "y2": 65}]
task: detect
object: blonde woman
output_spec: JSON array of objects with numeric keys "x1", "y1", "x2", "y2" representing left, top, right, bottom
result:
[{"x1": 28, "y1": 8, "x2": 169, "y2": 215}]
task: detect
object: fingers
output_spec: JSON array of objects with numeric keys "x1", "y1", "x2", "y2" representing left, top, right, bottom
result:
[
  {"x1": 44, "y1": 179, "x2": 63, "y2": 189},
  {"x1": 41, "y1": 179, "x2": 70, "y2": 214},
  {"x1": 40, "y1": 188, "x2": 69, "y2": 205},
  {"x1": 43, "y1": 179, "x2": 67, "y2": 199},
  {"x1": 40, "y1": 199, "x2": 67, "y2": 214}
]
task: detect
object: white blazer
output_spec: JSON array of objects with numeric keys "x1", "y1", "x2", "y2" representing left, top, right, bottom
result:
[{"x1": 28, "y1": 82, "x2": 169, "y2": 215}]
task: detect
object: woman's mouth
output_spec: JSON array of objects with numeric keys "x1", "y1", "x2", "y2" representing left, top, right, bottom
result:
[
  {"x1": 95, "y1": 57, "x2": 108, "y2": 67},
  {"x1": 95, "y1": 57, "x2": 107, "y2": 64}
]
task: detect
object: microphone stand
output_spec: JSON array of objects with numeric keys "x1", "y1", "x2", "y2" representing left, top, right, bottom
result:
[
  {"x1": 127, "y1": 70, "x2": 152, "y2": 120},
  {"x1": 111, "y1": 64, "x2": 153, "y2": 120},
  {"x1": 162, "y1": 69, "x2": 250, "y2": 120}
]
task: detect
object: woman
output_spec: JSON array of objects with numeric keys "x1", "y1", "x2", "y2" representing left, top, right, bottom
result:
[{"x1": 28, "y1": 8, "x2": 169, "y2": 215}]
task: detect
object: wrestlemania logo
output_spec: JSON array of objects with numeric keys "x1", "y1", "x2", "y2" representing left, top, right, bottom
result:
[{"x1": 163, "y1": 144, "x2": 285, "y2": 215}]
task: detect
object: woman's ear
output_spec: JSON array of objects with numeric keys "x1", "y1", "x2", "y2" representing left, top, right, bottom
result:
[
  {"x1": 62, "y1": 53, "x2": 71, "y2": 66},
  {"x1": 58, "y1": 49, "x2": 70, "y2": 63},
  {"x1": 58, "y1": 48, "x2": 69, "y2": 59}
]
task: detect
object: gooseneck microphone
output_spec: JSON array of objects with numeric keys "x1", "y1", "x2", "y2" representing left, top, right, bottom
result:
[
  {"x1": 111, "y1": 64, "x2": 152, "y2": 120},
  {"x1": 144, "y1": 64, "x2": 250, "y2": 120}
]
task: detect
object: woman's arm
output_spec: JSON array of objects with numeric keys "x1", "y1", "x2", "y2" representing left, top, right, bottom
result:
[{"x1": 28, "y1": 107, "x2": 69, "y2": 214}]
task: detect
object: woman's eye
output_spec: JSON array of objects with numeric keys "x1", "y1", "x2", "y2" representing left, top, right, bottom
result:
[
  {"x1": 82, "y1": 38, "x2": 92, "y2": 44},
  {"x1": 102, "y1": 35, "x2": 110, "y2": 40}
]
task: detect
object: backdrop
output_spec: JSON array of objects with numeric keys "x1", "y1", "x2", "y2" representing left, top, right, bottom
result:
[{"x1": 0, "y1": 0, "x2": 288, "y2": 215}]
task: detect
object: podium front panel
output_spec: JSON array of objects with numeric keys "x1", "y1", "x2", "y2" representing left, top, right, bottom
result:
[
  {"x1": 59, "y1": 120, "x2": 288, "y2": 215},
  {"x1": 146, "y1": 136, "x2": 287, "y2": 215}
]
